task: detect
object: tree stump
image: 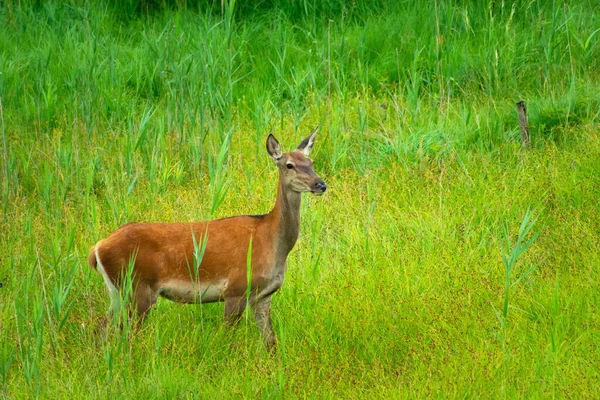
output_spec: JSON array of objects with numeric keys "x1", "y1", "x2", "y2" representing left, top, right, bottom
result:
[{"x1": 516, "y1": 101, "x2": 531, "y2": 149}]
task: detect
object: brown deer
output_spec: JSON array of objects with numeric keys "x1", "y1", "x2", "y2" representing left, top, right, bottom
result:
[{"x1": 88, "y1": 128, "x2": 326, "y2": 348}]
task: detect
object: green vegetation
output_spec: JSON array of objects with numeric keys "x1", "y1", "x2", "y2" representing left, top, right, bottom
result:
[{"x1": 1, "y1": 0, "x2": 599, "y2": 397}]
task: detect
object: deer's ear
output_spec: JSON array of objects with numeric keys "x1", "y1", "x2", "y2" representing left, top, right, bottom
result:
[
  {"x1": 266, "y1": 134, "x2": 282, "y2": 162},
  {"x1": 296, "y1": 126, "x2": 318, "y2": 156}
]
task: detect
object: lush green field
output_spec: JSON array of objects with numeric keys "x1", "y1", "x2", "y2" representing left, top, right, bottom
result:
[{"x1": 1, "y1": 0, "x2": 600, "y2": 397}]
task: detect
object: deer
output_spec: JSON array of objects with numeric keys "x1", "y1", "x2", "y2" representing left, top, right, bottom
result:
[{"x1": 88, "y1": 127, "x2": 326, "y2": 349}]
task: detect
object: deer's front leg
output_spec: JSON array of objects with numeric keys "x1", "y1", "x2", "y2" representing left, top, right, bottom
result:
[{"x1": 252, "y1": 295, "x2": 277, "y2": 350}]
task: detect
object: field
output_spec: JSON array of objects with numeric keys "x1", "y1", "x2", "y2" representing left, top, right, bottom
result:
[{"x1": 1, "y1": 0, "x2": 600, "y2": 397}]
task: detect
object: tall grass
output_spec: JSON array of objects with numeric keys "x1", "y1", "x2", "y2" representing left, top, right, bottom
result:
[{"x1": 1, "y1": 0, "x2": 600, "y2": 397}]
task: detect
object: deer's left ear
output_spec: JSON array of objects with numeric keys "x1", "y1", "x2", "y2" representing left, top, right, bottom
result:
[
  {"x1": 296, "y1": 126, "x2": 318, "y2": 156},
  {"x1": 266, "y1": 134, "x2": 283, "y2": 162}
]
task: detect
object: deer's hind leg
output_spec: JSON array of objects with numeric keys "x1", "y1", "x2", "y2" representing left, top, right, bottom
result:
[
  {"x1": 133, "y1": 281, "x2": 158, "y2": 324},
  {"x1": 96, "y1": 274, "x2": 157, "y2": 334},
  {"x1": 223, "y1": 295, "x2": 247, "y2": 327}
]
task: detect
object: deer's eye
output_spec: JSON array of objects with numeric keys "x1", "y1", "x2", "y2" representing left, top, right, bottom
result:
[{"x1": 286, "y1": 163, "x2": 294, "y2": 169}]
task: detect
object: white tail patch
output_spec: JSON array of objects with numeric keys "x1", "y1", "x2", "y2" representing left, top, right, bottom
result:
[{"x1": 95, "y1": 242, "x2": 121, "y2": 313}]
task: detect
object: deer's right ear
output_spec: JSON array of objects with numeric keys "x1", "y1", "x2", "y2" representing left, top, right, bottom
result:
[{"x1": 266, "y1": 134, "x2": 282, "y2": 162}]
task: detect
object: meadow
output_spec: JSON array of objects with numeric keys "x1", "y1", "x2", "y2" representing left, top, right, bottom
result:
[{"x1": 1, "y1": 0, "x2": 600, "y2": 397}]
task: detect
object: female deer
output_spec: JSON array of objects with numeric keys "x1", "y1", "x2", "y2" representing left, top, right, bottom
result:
[{"x1": 89, "y1": 128, "x2": 326, "y2": 349}]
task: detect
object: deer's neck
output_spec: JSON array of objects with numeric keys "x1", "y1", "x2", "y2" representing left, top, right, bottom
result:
[{"x1": 269, "y1": 176, "x2": 302, "y2": 260}]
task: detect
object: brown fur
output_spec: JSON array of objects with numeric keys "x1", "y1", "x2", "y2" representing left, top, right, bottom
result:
[{"x1": 92, "y1": 217, "x2": 277, "y2": 297}]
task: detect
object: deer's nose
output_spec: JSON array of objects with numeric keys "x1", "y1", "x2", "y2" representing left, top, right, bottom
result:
[{"x1": 314, "y1": 180, "x2": 327, "y2": 193}]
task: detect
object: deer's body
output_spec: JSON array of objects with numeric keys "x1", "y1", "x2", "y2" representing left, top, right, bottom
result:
[{"x1": 89, "y1": 129, "x2": 325, "y2": 348}]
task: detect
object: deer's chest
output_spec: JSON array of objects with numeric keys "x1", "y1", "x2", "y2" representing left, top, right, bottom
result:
[{"x1": 256, "y1": 260, "x2": 288, "y2": 299}]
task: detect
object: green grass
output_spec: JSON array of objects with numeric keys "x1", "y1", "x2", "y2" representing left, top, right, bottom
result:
[{"x1": 1, "y1": 0, "x2": 600, "y2": 397}]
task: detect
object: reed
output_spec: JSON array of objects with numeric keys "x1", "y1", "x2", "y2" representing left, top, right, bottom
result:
[{"x1": 1, "y1": 0, "x2": 599, "y2": 397}]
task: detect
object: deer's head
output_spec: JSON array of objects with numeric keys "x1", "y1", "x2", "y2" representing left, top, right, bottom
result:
[{"x1": 266, "y1": 127, "x2": 327, "y2": 195}]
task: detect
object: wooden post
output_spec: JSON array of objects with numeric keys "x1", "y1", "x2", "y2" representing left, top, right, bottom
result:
[{"x1": 516, "y1": 101, "x2": 531, "y2": 149}]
